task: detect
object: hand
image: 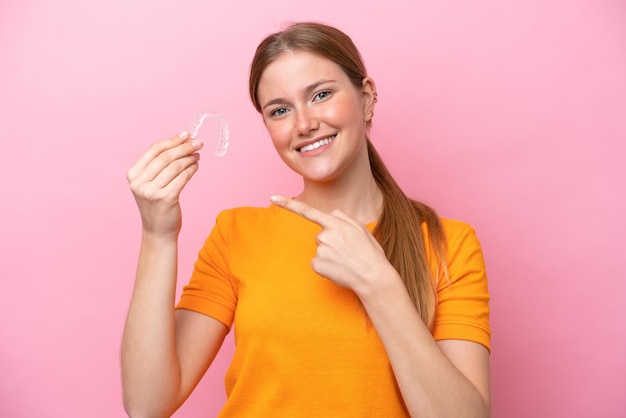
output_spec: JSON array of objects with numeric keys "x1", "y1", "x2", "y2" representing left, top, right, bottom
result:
[
  {"x1": 127, "y1": 132, "x2": 203, "y2": 238},
  {"x1": 270, "y1": 195, "x2": 399, "y2": 293}
]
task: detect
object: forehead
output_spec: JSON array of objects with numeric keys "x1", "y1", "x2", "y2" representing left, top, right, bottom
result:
[{"x1": 257, "y1": 50, "x2": 349, "y2": 99}]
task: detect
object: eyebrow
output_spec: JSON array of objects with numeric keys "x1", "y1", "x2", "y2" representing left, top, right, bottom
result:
[{"x1": 261, "y1": 79, "x2": 337, "y2": 110}]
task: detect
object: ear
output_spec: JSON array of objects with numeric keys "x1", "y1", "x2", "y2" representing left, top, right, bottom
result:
[{"x1": 361, "y1": 77, "x2": 377, "y2": 122}]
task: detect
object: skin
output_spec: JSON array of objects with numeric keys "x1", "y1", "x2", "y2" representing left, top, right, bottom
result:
[
  {"x1": 257, "y1": 50, "x2": 383, "y2": 220},
  {"x1": 122, "y1": 50, "x2": 491, "y2": 417},
  {"x1": 122, "y1": 133, "x2": 229, "y2": 417}
]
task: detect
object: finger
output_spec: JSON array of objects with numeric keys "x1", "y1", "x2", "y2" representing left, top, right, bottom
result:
[
  {"x1": 141, "y1": 139, "x2": 202, "y2": 184},
  {"x1": 270, "y1": 195, "x2": 332, "y2": 227},
  {"x1": 329, "y1": 208, "x2": 367, "y2": 229},
  {"x1": 132, "y1": 138, "x2": 203, "y2": 186},
  {"x1": 137, "y1": 156, "x2": 200, "y2": 203},
  {"x1": 149, "y1": 153, "x2": 201, "y2": 191},
  {"x1": 127, "y1": 131, "x2": 191, "y2": 182},
  {"x1": 158, "y1": 159, "x2": 200, "y2": 198}
]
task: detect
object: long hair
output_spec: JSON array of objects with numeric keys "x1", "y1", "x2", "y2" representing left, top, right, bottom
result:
[{"x1": 249, "y1": 22, "x2": 447, "y2": 329}]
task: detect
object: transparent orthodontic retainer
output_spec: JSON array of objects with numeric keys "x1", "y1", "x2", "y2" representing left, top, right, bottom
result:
[{"x1": 187, "y1": 111, "x2": 229, "y2": 157}]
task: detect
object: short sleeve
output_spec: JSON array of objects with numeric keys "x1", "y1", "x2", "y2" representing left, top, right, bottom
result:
[
  {"x1": 176, "y1": 211, "x2": 237, "y2": 329},
  {"x1": 432, "y1": 221, "x2": 491, "y2": 352}
]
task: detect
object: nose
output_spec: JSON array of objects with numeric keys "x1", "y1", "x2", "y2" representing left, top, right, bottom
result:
[{"x1": 295, "y1": 106, "x2": 319, "y2": 136}]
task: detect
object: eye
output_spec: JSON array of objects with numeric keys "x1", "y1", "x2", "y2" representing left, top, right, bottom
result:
[
  {"x1": 313, "y1": 91, "x2": 331, "y2": 101},
  {"x1": 270, "y1": 107, "x2": 289, "y2": 117}
]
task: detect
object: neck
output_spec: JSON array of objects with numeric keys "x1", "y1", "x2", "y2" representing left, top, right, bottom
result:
[{"x1": 296, "y1": 165, "x2": 383, "y2": 225}]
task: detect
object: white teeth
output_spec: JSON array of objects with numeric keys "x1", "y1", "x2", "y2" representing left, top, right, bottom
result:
[{"x1": 298, "y1": 135, "x2": 336, "y2": 152}]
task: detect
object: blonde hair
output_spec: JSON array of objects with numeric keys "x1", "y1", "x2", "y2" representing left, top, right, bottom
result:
[{"x1": 249, "y1": 22, "x2": 447, "y2": 328}]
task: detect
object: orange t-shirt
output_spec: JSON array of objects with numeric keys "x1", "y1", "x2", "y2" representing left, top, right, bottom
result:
[{"x1": 177, "y1": 204, "x2": 490, "y2": 417}]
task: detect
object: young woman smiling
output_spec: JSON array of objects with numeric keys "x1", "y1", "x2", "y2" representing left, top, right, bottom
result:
[{"x1": 122, "y1": 22, "x2": 491, "y2": 417}]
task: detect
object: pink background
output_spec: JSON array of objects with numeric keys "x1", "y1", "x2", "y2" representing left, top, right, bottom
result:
[{"x1": 1, "y1": 0, "x2": 625, "y2": 417}]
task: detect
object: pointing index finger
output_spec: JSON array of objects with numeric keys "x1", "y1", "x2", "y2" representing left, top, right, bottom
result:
[{"x1": 270, "y1": 195, "x2": 331, "y2": 227}]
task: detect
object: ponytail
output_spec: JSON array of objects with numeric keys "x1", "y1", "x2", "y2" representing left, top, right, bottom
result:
[
  {"x1": 368, "y1": 140, "x2": 447, "y2": 329},
  {"x1": 249, "y1": 22, "x2": 448, "y2": 328}
]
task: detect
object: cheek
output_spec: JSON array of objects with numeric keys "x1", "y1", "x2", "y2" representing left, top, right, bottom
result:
[
  {"x1": 324, "y1": 98, "x2": 363, "y2": 125},
  {"x1": 266, "y1": 122, "x2": 292, "y2": 149}
]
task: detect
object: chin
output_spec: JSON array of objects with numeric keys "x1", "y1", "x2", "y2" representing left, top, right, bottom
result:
[{"x1": 301, "y1": 167, "x2": 343, "y2": 184}]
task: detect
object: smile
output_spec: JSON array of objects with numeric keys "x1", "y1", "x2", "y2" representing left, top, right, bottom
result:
[{"x1": 297, "y1": 135, "x2": 336, "y2": 153}]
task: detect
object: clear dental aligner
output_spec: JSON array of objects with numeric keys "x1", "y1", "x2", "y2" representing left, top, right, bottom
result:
[{"x1": 188, "y1": 111, "x2": 230, "y2": 157}]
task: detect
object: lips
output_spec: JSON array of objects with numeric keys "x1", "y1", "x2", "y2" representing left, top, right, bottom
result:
[{"x1": 296, "y1": 134, "x2": 337, "y2": 153}]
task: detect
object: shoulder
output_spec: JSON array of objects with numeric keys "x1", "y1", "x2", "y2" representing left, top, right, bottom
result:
[
  {"x1": 205, "y1": 204, "x2": 318, "y2": 258},
  {"x1": 421, "y1": 217, "x2": 486, "y2": 282},
  {"x1": 439, "y1": 217, "x2": 476, "y2": 236},
  {"x1": 436, "y1": 218, "x2": 487, "y2": 287},
  {"x1": 201, "y1": 206, "x2": 281, "y2": 253},
  {"x1": 215, "y1": 205, "x2": 281, "y2": 226},
  {"x1": 216, "y1": 205, "x2": 273, "y2": 221},
  {"x1": 438, "y1": 218, "x2": 482, "y2": 253},
  {"x1": 216, "y1": 204, "x2": 318, "y2": 229},
  {"x1": 213, "y1": 204, "x2": 307, "y2": 238},
  {"x1": 421, "y1": 217, "x2": 481, "y2": 253}
]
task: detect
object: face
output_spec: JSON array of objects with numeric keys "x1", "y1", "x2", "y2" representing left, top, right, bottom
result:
[{"x1": 256, "y1": 50, "x2": 376, "y2": 184}]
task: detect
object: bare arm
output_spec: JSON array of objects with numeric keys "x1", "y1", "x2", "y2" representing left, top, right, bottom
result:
[
  {"x1": 358, "y1": 279, "x2": 490, "y2": 417},
  {"x1": 121, "y1": 133, "x2": 228, "y2": 417}
]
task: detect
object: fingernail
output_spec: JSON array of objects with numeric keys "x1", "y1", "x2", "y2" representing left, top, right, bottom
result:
[
  {"x1": 179, "y1": 131, "x2": 189, "y2": 140},
  {"x1": 270, "y1": 195, "x2": 280, "y2": 203},
  {"x1": 191, "y1": 139, "x2": 203, "y2": 147}
]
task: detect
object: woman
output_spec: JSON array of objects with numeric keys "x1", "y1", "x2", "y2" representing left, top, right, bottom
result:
[{"x1": 122, "y1": 22, "x2": 491, "y2": 417}]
